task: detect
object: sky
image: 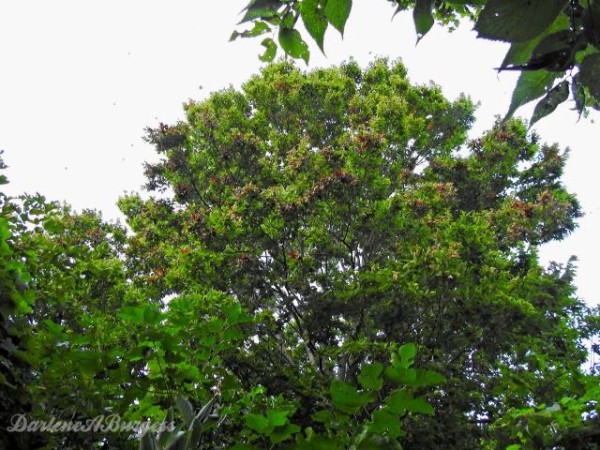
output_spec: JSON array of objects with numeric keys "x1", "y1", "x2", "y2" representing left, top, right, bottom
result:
[{"x1": 0, "y1": 0, "x2": 598, "y2": 306}]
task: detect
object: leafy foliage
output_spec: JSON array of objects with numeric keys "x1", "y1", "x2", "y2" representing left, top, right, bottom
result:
[
  {"x1": 233, "y1": 0, "x2": 600, "y2": 123},
  {"x1": 1, "y1": 61, "x2": 598, "y2": 448}
]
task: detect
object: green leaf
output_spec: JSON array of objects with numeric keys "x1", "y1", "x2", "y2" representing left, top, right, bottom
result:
[
  {"x1": 403, "y1": 396, "x2": 435, "y2": 415},
  {"x1": 414, "y1": 369, "x2": 446, "y2": 386},
  {"x1": 475, "y1": 0, "x2": 568, "y2": 43},
  {"x1": 117, "y1": 305, "x2": 146, "y2": 324},
  {"x1": 240, "y1": 0, "x2": 281, "y2": 23},
  {"x1": 230, "y1": 21, "x2": 271, "y2": 41},
  {"x1": 370, "y1": 408, "x2": 403, "y2": 438},
  {"x1": 504, "y1": 70, "x2": 559, "y2": 120},
  {"x1": 267, "y1": 409, "x2": 289, "y2": 427},
  {"x1": 299, "y1": 0, "x2": 329, "y2": 51},
  {"x1": 387, "y1": 389, "x2": 435, "y2": 415},
  {"x1": 358, "y1": 363, "x2": 384, "y2": 391},
  {"x1": 330, "y1": 380, "x2": 374, "y2": 414},
  {"x1": 44, "y1": 319, "x2": 64, "y2": 336},
  {"x1": 398, "y1": 343, "x2": 416, "y2": 366},
  {"x1": 413, "y1": 0, "x2": 434, "y2": 42},
  {"x1": 386, "y1": 389, "x2": 409, "y2": 414},
  {"x1": 579, "y1": 53, "x2": 600, "y2": 101},
  {"x1": 269, "y1": 423, "x2": 301, "y2": 444},
  {"x1": 245, "y1": 413, "x2": 269, "y2": 433},
  {"x1": 259, "y1": 38, "x2": 277, "y2": 62},
  {"x1": 175, "y1": 395, "x2": 194, "y2": 427},
  {"x1": 384, "y1": 366, "x2": 417, "y2": 384},
  {"x1": 529, "y1": 80, "x2": 569, "y2": 127},
  {"x1": 278, "y1": 28, "x2": 310, "y2": 63},
  {"x1": 311, "y1": 409, "x2": 333, "y2": 423},
  {"x1": 324, "y1": 0, "x2": 352, "y2": 36}
]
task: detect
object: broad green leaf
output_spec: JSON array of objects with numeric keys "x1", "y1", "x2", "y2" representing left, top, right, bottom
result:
[
  {"x1": 117, "y1": 305, "x2": 146, "y2": 324},
  {"x1": 278, "y1": 28, "x2": 310, "y2": 63},
  {"x1": 504, "y1": 70, "x2": 559, "y2": 120},
  {"x1": 44, "y1": 319, "x2": 64, "y2": 336},
  {"x1": 245, "y1": 413, "x2": 269, "y2": 432},
  {"x1": 579, "y1": 53, "x2": 600, "y2": 101},
  {"x1": 358, "y1": 363, "x2": 384, "y2": 391},
  {"x1": 398, "y1": 342, "x2": 416, "y2": 366},
  {"x1": 414, "y1": 369, "x2": 446, "y2": 386},
  {"x1": 386, "y1": 389, "x2": 412, "y2": 414},
  {"x1": 413, "y1": 0, "x2": 434, "y2": 42},
  {"x1": 269, "y1": 423, "x2": 301, "y2": 444},
  {"x1": 311, "y1": 409, "x2": 332, "y2": 423},
  {"x1": 370, "y1": 408, "x2": 403, "y2": 437},
  {"x1": 403, "y1": 396, "x2": 435, "y2": 415},
  {"x1": 330, "y1": 380, "x2": 374, "y2": 414},
  {"x1": 475, "y1": 0, "x2": 568, "y2": 43},
  {"x1": 267, "y1": 409, "x2": 290, "y2": 427},
  {"x1": 299, "y1": 0, "x2": 328, "y2": 51},
  {"x1": 384, "y1": 366, "x2": 417, "y2": 384},
  {"x1": 324, "y1": 0, "x2": 352, "y2": 35},
  {"x1": 259, "y1": 38, "x2": 277, "y2": 62},
  {"x1": 240, "y1": 0, "x2": 281, "y2": 23},
  {"x1": 529, "y1": 80, "x2": 569, "y2": 126}
]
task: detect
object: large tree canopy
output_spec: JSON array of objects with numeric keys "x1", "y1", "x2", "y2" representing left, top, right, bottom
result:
[
  {"x1": 233, "y1": 0, "x2": 600, "y2": 125},
  {"x1": 119, "y1": 59, "x2": 597, "y2": 448},
  {"x1": 1, "y1": 60, "x2": 599, "y2": 449}
]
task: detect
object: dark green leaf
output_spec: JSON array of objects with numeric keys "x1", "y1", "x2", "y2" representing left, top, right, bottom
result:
[
  {"x1": 269, "y1": 423, "x2": 301, "y2": 444},
  {"x1": 299, "y1": 0, "x2": 329, "y2": 51},
  {"x1": 278, "y1": 28, "x2": 310, "y2": 63},
  {"x1": 413, "y1": 0, "x2": 434, "y2": 42},
  {"x1": 324, "y1": 0, "x2": 352, "y2": 35},
  {"x1": 530, "y1": 80, "x2": 569, "y2": 126},
  {"x1": 504, "y1": 70, "x2": 559, "y2": 120},
  {"x1": 579, "y1": 53, "x2": 600, "y2": 101},
  {"x1": 240, "y1": 0, "x2": 281, "y2": 23},
  {"x1": 476, "y1": 0, "x2": 568, "y2": 42}
]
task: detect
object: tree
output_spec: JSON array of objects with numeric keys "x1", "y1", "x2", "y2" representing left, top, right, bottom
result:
[
  {"x1": 232, "y1": 0, "x2": 600, "y2": 124},
  {"x1": 118, "y1": 59, "x2": 598, "y2": 448}
]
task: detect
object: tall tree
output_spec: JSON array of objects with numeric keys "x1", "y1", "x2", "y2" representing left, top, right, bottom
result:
[{"x1": 119, "y1": 59, "x2": 597, "y2": 448}]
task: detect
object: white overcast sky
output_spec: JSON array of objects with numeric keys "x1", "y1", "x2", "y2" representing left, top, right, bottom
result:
[{"x1": 0, "y1": 1, "x2": 598, "y2": 306}]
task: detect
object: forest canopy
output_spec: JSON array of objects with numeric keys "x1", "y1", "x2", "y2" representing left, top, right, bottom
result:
[{"x1": 1, "y1": 60, "x2": 599, "y2": 449}]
